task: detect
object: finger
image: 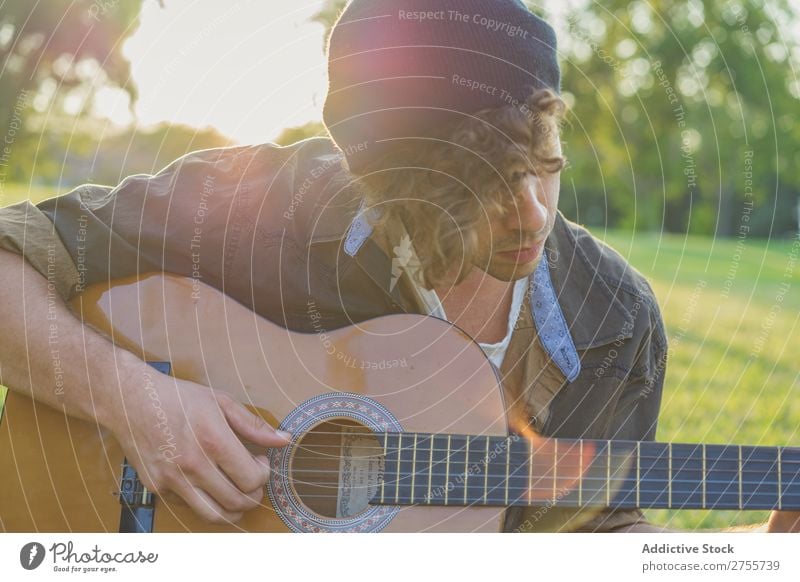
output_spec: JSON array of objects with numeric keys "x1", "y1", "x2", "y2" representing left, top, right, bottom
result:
[
  {"x1": 193, "y1": 413, "x2": 274, "y2": 496},
  {"x1": 254, "y1": 454, "x2": 271, "y2": 476},
  {"x1": 197, "y1": 395, "x2": 285, "y2": 497},
  {"x1": 219, "y1": 396, "x2": 292, "y2": 448},
  {"x1": 160, "y1": 489, "x2": 189, "y2": 508},
  {"x1": 170, "y1": 478, "x2": 245, "y2": 525},
  {"x1": 187, "y1": 454, "x2": 266, "y2": 513}
]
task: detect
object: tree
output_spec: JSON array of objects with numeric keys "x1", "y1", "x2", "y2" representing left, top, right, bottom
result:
[
  {"x1": 309, "y1": 0, "x2": 800, "y2": 236},
  {"x1": 275, "y1": 121, "x2": 328, "y2": 147},
  {"x1": 538, "y1": 0, "x2": 800, "y2": 236},
  {"x1": 310, "y1": 0, "x2": 347, "y2": 53},
  {"x1": 0, "y1": 0, "x2": 144, "y2": 150}
]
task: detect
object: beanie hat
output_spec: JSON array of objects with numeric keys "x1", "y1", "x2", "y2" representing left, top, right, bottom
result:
[{"x1": 322, "y1": 0, "x2": 560, "y2": 175}]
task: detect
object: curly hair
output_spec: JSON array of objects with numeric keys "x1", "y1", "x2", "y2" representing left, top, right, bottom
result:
[{"x1": 351, "y1": 88, "x2": 567, "y2": 290}]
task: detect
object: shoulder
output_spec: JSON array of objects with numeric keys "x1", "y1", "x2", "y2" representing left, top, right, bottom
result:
[
  {"x1": 157, "y1": 137, "x2": 339, "y2": 185},
  {"x1": 557, "y1": 213, "x2": 658, "y2": 308},
  {"x1": 147, "y1": 136, "x2": 358, "y2": 245}
]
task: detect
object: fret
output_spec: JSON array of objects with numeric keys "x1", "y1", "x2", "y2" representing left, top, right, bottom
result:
[
  {"x1": 669, "y1": 443, "x2": 704, "y2": 509},
  {"x1": 781, "y1": 447, "x2": 800, "y2": 510},
  {"x1": 530, "y1": 438, "x2": 536, "y2": 505},
  {"x1": 410, "y1": 434, "x2": 432, "y2": 504},
  {"x1": 379, "y1": 433, "x2": 400, "y2": 505},
  {"x1": 636, "y1": 441, "x2": 640, "y2": 507},
  {"x1": 606, "y1": 440, "x2": 611, "y2": 506},
  {"x1": 448, "y1": 436, "x2": 469, "y2": 504},
  {"x1": 668, "y1": 442, "x2": 672, "y2": 507},
  {"x1": 610, "y1": 442, "x2": 638, "y2": 508},
  {"x1": 380, "y1": 432, "x2": 388, "y2": 504},
  {"x1": 508, "y1": 436, "x2": 530, "y2": 506},
  {"x1": 444, "y1": 435, "x2": 451, "y2": 505},
  {"x1": 464, "y1": 436, "x2": 470, "y2": 505},
  {"x1": 579, "y1": 440, "x2": 606, "y2": 506},
  {"x1": 778, "y1": 447, "x2": 783, "y2": 510},
  {"x1": 740, "y1": 445, "x2": 781, "y2": 509},
  {"x1": 504, "y1": 438, "x2": 511, "y2": 505},
  {"x1": 466, "y1": 434, "x2": 486, "y2": 503},
  {"x1": 394, "y1": 433, "x2": 402, "y2": 504},
  {"x1": 410, "y1": 433, "x2": 418, "y2": 504},
  {"x1": 738, "y1": 445, "x2": 743, "y2": 510},
  {"x1": 427, "y1": 433, "x2": 434, "y2": 503},
  {"x1": 482, "y1": 436, "x2": 510, "y2": 505},
  {"x1": 638, "y1": 441, "x2": 669, "y2": 508},
  {"x1": 553, "y1": 439, "x2": 558, "y2": 504},
  {"x1": 705, "y1": 444, "x2": 740, "y2": 509},
  {"x1": 702, "y1": 444, "x2": 706, "y2": 509},
  {"x1": 427, "y1": 434, "x2": 449, "y2": 504},
  {"x1": 578, "y1": 440, "x2": 584, "y2": 507},
  {"x1": 483, "y1": 437, "x2": 490, "y2": 504}
]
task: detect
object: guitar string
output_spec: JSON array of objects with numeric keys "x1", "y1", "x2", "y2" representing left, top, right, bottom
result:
[
  {"x1": 287, "y1": 430, "x2": 800, "y2": 453},
  {"x1": 282, "y1": 448, "x2": 800, "y2": 471},
  {"x1": 287, "y1": 443, "x2": 796, "y2": 459},
  {"x1": 282, "y1": 433, "x2": 799, "y2": 459},
  {"x1": 265, "y1": 480, "x2": 800, "y2": 498},
  {"x1": 286, "y1": 456, "x2": 795, "y2": 477},
  {"x1": 280, "y1": 471, "x2": 800, "y2": 488}
]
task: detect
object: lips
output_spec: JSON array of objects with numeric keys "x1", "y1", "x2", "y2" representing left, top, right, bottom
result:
[{"x1": 496, "y1": 242, "x2": 543, "y2": 264}]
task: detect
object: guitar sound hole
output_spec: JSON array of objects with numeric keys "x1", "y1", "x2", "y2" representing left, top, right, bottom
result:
[{"x1": 291, "y1": 419, "x2": 383, "y2": 519}]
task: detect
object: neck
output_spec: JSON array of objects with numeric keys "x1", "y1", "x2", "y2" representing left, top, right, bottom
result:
[
  {"x1": 434, "y1": 268, "x2": 514, "y2": 319},
  {"x1": 432, "y1": 269, "x2": 517, "y2": 344},
  {"x1": 373, "y1": 433, "x2": 800, "y2": 511}
]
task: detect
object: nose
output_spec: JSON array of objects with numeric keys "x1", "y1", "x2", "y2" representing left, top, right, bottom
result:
[{"x1": 500, "y1": 176, "x2": 549, "y2": 236}]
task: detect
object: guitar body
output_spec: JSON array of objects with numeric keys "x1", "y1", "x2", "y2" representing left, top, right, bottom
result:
[{"x1": 0, "y1": 274, "x2": 509, "y2": 532}]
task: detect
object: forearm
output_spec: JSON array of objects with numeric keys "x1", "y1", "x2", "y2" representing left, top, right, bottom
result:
[{"x1": 0, "y1": 248, "x2": 143, "y2": 429}]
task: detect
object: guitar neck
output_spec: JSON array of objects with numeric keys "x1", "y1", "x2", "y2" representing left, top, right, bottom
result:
[{"x1": 373, "y1": 434, "x2": 800, "y2": 510}]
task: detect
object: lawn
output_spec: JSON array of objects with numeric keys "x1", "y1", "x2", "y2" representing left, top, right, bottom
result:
[
  {"x1": 597, "y1": 227, "x2": 800, "y2": 531},
  {"x1": 0, "y1": 181, "x2": 62, "y2": 208},
  {"x1": 2, "y1": 184, "x2": 798, "y2": 531}
]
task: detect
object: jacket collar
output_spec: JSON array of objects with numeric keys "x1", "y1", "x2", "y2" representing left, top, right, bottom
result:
[{"x1": 542, "y1": 212, "x2": 635, "y2": 350}]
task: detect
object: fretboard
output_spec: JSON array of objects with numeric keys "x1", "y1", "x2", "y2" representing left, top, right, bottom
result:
[{"x1": 372, "y1": 433, "x2": 800, "y2": 510}]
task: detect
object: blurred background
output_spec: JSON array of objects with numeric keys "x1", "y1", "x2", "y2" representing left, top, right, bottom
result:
[{"x1": 0, "y1": 0, "x2": 798, "y2": 531}]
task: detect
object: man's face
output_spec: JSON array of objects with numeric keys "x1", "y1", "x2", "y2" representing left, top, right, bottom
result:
[{"x1": 471, "y1": 157, "x2": 561, "y2": 282}]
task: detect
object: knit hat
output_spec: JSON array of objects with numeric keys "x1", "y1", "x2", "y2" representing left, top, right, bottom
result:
[{"x1": 322, "y1": 0, "x2": 560, "y2": 175}]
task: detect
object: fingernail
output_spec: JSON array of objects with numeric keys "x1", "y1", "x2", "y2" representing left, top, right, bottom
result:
[{"x1": 277, "y1": 430, "x2": 292, "y2": 440}]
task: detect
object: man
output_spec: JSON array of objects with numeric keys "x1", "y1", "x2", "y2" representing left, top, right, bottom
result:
[{"x1": 0, "y1": 0, "x2": 796, "y2": 532}]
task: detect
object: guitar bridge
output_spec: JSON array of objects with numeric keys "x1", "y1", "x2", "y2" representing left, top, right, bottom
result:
[{"x1": 117, "y1": 360, "x2": 171, "y2": 533}]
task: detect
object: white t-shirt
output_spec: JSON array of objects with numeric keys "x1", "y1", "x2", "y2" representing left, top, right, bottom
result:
[{"x1": 401, "y1": 261, "x2": 529, "y2": 369}]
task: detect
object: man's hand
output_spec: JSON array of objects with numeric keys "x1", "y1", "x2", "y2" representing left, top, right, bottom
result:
[
  {"x1": 0, "y1": 248, "x2": 291, "y2": 526},
  {"x1": 109, "y1": 368, "x2": 291, "y2": 524},
  {"x1": 767, "y1": 511, "x2": 800, "y2": 532}
]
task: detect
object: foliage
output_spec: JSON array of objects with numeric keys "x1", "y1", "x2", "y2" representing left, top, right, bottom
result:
[
  {"x1": 306, "y1": 0, "x2": 800, "y2": 237},
  {"x1": 0, "y1": 0, "x2": 148, "y2": 194},
  {"x1": 310, "y1": 0, "x2": 348, "y2": 52},
  {"x1": 0, "y1": 0, "x2": 143, "y2": 129},
  {"x1": 275, "y1": 121, "x2": 328, "y2": 146},
  {"x1": 549, "y1": 0, "x2": 800, "y2": 238}
]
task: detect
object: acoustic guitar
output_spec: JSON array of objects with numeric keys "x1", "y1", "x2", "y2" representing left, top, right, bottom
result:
[{"x1": 1, "y1": 274, "x2": 797, "y2": 532}]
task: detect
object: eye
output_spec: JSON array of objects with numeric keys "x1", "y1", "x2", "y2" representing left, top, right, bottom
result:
[{"x1": 509, "y1": 168, "x2": 535, "y2": 184}]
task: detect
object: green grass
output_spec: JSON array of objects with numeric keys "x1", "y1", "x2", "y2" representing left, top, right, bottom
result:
[
  {"x1": 0, "y1": 182, "x2": 62, "y2": 208},
  {"x1": 595, "y1": 227, "x2": 800, "y2": 531}
]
